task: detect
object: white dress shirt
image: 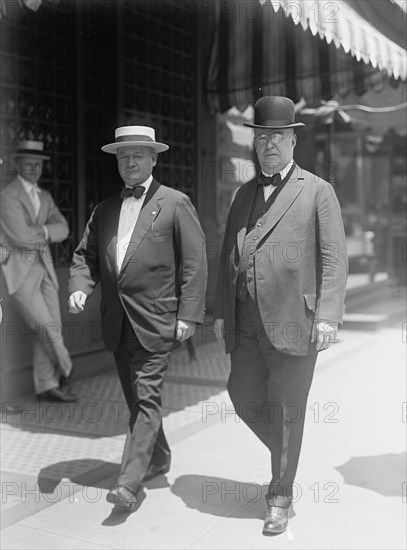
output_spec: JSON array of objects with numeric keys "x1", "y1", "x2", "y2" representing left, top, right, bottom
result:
[
  {"x1": 116, "y1": 175, "x2": 153, "y2": 272},
  {"x1": 262, "y1": 159, "x2": 294, "y2": 201}
]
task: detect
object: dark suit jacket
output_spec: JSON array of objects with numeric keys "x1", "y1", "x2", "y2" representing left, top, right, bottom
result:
[
  {"x1": 68, "y1": 179, "x2": 207, "y2": 353},
  {"x1": 214, "y1": 164, "x2": 348, "y2": 356}
]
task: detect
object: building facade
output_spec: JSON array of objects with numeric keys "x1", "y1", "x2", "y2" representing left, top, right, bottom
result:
[{"x1": 0, "y1": 0, "x2": 405, "y2": 398}]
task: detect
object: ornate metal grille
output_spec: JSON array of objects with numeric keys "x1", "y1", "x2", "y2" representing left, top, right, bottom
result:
[
  {"x1": 0, "y1": 2, "x2": 76, "y2": 265},
  {"x1": 1, "y1": 0, "x2": 198, "y2": 267},
  {"x1": 80, "y1": 3, "x2": 107, "y2": 217},
  {"x1": 120, "y1": 0, "x2": 197, "y2": 203}
]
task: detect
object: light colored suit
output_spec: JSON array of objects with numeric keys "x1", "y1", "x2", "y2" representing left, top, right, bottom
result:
[
  {"x1": 215, "y1": 164, "x2": 348, "y2": 355},
  {"x1": 214, "y1": 163, "x2": 348, "y2": 503},
  {"x1": 1, "y1": 177, "x2": 72, "y2": 393}
]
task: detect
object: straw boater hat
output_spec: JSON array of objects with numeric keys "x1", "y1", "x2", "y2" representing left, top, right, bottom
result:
[
  {"x1": 244, "y1": 96, "x2": 305, "y2": 129},
  {"x1": 101, "y1": 126, "x2": 169, "y2": 154},
  {"x1": 12, "y1": 140, "x2": 50, "y2": 160}
]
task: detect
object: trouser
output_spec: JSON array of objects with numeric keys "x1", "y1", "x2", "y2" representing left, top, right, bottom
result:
[
  {"x1": 229, "y1": 295, "x2": 317, "y2": 507},
  {"x1": 10, "y1": 261, "x2": 72, "y2": 394},
  {"x1": 113, "y1": 314, "x2": 171, "y2": 491}
]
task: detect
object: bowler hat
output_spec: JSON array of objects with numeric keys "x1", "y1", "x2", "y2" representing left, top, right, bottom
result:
[
  {"x1": 102, "y1": 126, "x2": 169, "y2": 154},
  {"x1": 244, "y1": 96, "x2": 305, "y2": 129},
  {"x1": 12, "y1": 140, "x2": 50, "y2": 160}
]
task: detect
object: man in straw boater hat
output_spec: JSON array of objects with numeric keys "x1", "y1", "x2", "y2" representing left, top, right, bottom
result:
[
  {"x1": 0, "y1": 141, "x2": 77, "y2": 402},
  {"x1": 214, "y1": 97, "x2": 348, "y2": 535},
  {"x1": 68, "y1": 126, "x2": 207, "y2": 509}
]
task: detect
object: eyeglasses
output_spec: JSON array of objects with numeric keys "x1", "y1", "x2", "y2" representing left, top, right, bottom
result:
[{"x1": 256, "y1": 133, "x2": 288, "y2": 145}]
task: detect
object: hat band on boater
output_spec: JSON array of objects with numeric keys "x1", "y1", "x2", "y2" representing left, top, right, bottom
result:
[
  {"x1": 13, "y1": 149, "x2": 49, "y2": 157},
  {"x1": 259, "y1": 119, "x2": 295, "y2": 126},
  {"x1": 115, "y1": 135, "x2": 154, "y2": 143}
]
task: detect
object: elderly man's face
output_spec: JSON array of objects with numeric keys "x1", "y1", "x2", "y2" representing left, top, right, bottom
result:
[
  {"x1": 16, "y1": 156, "x2": 44, "y2": 184},
  {"x1": 254, "y1": 128, "x2": 296, "y2": 174},
  {"x1": 117, "y1": 146, "x2": 157, "y2": 187}
]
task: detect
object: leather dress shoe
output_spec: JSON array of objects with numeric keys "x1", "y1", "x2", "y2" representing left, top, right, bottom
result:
[
  {"x1": 263, "y1": 499, "x2": 290, "y2": 536},
  {"x1": 37, "y1": 387, "x2": 78, "y2": 403},
  {"x1": 60, "y1": 369, "x2": 74, "y2": 392},
  {"x1": 106, "y1": 485, "x2": 140, "y2": 508},
  {"x1": 143, "y1": 458, "x2": 171, "y2": 482}
]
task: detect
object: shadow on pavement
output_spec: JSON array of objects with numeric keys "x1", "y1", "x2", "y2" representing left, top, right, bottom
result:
[
  {"x1": 335, "y1": 452, "x2": 406, "y2": 497},
  {"x1": 172, "y1": 474, "x2": 270, "y2": 520},
  {"x1": 38, "y1": 459, "x2": 120, "y2": 493}
]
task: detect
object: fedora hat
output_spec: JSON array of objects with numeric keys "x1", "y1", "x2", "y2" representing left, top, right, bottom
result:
[
  {"x1": 244, "y1": 96, "x2": 305, "y2": 129},
  {"x1": 12, "y1": 140, "x2": 50, "y2": 160},
  {"x1": 102, "y1": 126, "x2": 169, "y2": 154}
]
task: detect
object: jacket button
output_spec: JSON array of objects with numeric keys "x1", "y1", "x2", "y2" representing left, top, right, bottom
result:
[
  {"x1": 256, "y1": 222, "x2": 262, "y2": 227},
  {"x1": 252, "y1": 236, "x2": 258, "y2": 241},
  {"x1": 247, "y1": 278, "x2": 252, "y2": 283},
  {"x1": 248, "y1": 264, "x2": 253, "y2": 269}
]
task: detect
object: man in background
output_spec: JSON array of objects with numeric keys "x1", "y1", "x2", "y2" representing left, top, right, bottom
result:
[{"x1": 1, "y1": 141, "x2": 76, "y2": 402}]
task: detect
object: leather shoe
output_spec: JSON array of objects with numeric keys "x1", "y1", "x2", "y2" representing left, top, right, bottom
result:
[
  {"x1": 37, "y1": 387, "x2": 78, "y2": 403},
  {"x1": 60, "y1": 369, "x2": 74, "y2": 392},
  {"x1": 263, "y1": 500, "x2": 290, "y2": 536},
  {"x1": 143, "y1": 459, "x2": 171, "y2": 482},
  {"x1": 106, "y1": 485, "x2": 140, "y2": 508}
]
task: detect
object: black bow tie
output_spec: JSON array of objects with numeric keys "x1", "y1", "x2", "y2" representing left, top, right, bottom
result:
[
  {"x1": 258, "y1": 173, "x2": 282, "y2": 187},
  {"x1": 120, "y1": 186, "x2": 145, "y2": 200}
]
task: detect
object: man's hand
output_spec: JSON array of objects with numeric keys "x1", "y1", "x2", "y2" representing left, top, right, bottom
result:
[
  {"x1": 176, "y1": 319, "x2": 196, "y2": 342},
  {"x1": 311, "y1": 321, "x2": 338, "y2": 351},
  {"x1": 31, "y1": 224, "x2": 45, "y2": 238},
  {"x1": 0, "y1": 245, "x2": 9, "y2": 265},
  {"x1": 214, "y1": 318, "x2": 225, "y2": 343},
  {"x1": 68, "y1": 291, "x2": 87, "y2": 314}
]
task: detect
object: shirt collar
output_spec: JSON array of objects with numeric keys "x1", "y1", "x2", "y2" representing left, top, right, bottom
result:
[
  {"x1": 262, "y1": 159, "x2": 294, "y2": 181},
  {"x1": 125, "y1": 174, "x2": 153, "y2": 196},
  {"x1": 18, "y1": 174, "x2": 41, "y2": 194}
]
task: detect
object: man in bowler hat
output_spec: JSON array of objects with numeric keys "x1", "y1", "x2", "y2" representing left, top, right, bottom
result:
[
  {"x1": 0, "y1": 141, "x2": 76, "y2": 402},
  {"x1": 214, "y1": 97, "x2": 348, "y2": 535},
  {"x1": 68, "y1": 126, "x2": 207, "y2": 509}
]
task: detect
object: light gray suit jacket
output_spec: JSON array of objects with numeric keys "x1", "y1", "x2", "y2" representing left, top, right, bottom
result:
[
  {"x1": 1, "y1": 177, "x2": 69, "y2": 294},
  {"x1": 214, "y1": 164, "x2": 349, "y2": 356}
]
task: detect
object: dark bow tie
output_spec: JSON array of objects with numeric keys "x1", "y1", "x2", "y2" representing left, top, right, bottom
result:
[
  {"x1": 120, "y1": 185, "x2": 145, "y2": 200},
  {"x1": 258, "y1": 173, "x2": 282, "y2": 187}
]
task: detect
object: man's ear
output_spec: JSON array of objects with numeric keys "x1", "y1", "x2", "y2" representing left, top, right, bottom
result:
[
  {"x1": 253, "y1": 137, "x2": 258, "y2": 153},
  {"x1": 292, "y1": 133, "x2": 297, "y2": 147}
]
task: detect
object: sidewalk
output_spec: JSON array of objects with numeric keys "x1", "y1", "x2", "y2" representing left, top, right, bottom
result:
[{"x1": 1, "y1": 325, "x2": 406, "y2": 549}]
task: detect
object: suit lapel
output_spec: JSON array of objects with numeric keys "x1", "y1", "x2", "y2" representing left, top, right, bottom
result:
[
  {"x1": 256, "y1": 171, "x2": 304, "y2": 243},
  {"x1": 106, "y1": 195, "x2": 123, "y2": 276},
  {"x1": 235, "y1": 181, "x2": 257, "y2": 259},
  {"x1": 36, "y1": 190, "x2": 49, "y2": 224},
  {"x1": 119, "y1": 179, "x2": 163, "y2": 274},
  {"x1": 13, "y1": 179, "x2": 36, "y2": 221}
]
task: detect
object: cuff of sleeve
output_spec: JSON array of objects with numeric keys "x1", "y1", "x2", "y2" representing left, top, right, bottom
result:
[
  {"x1": 43, "y1": 225, "x2": 49, "y2": 241},
  {"x1": 314, "y1": 318, "x2": 339, "y2": 326}
]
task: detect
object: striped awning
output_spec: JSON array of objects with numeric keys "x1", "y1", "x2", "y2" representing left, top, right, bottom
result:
[
  {"x1": 207, "y1": 0, "x2": 407, "y2": 113},
  {"x1": 261, "y1": 0, "x2": 406, "y2": 80}
]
